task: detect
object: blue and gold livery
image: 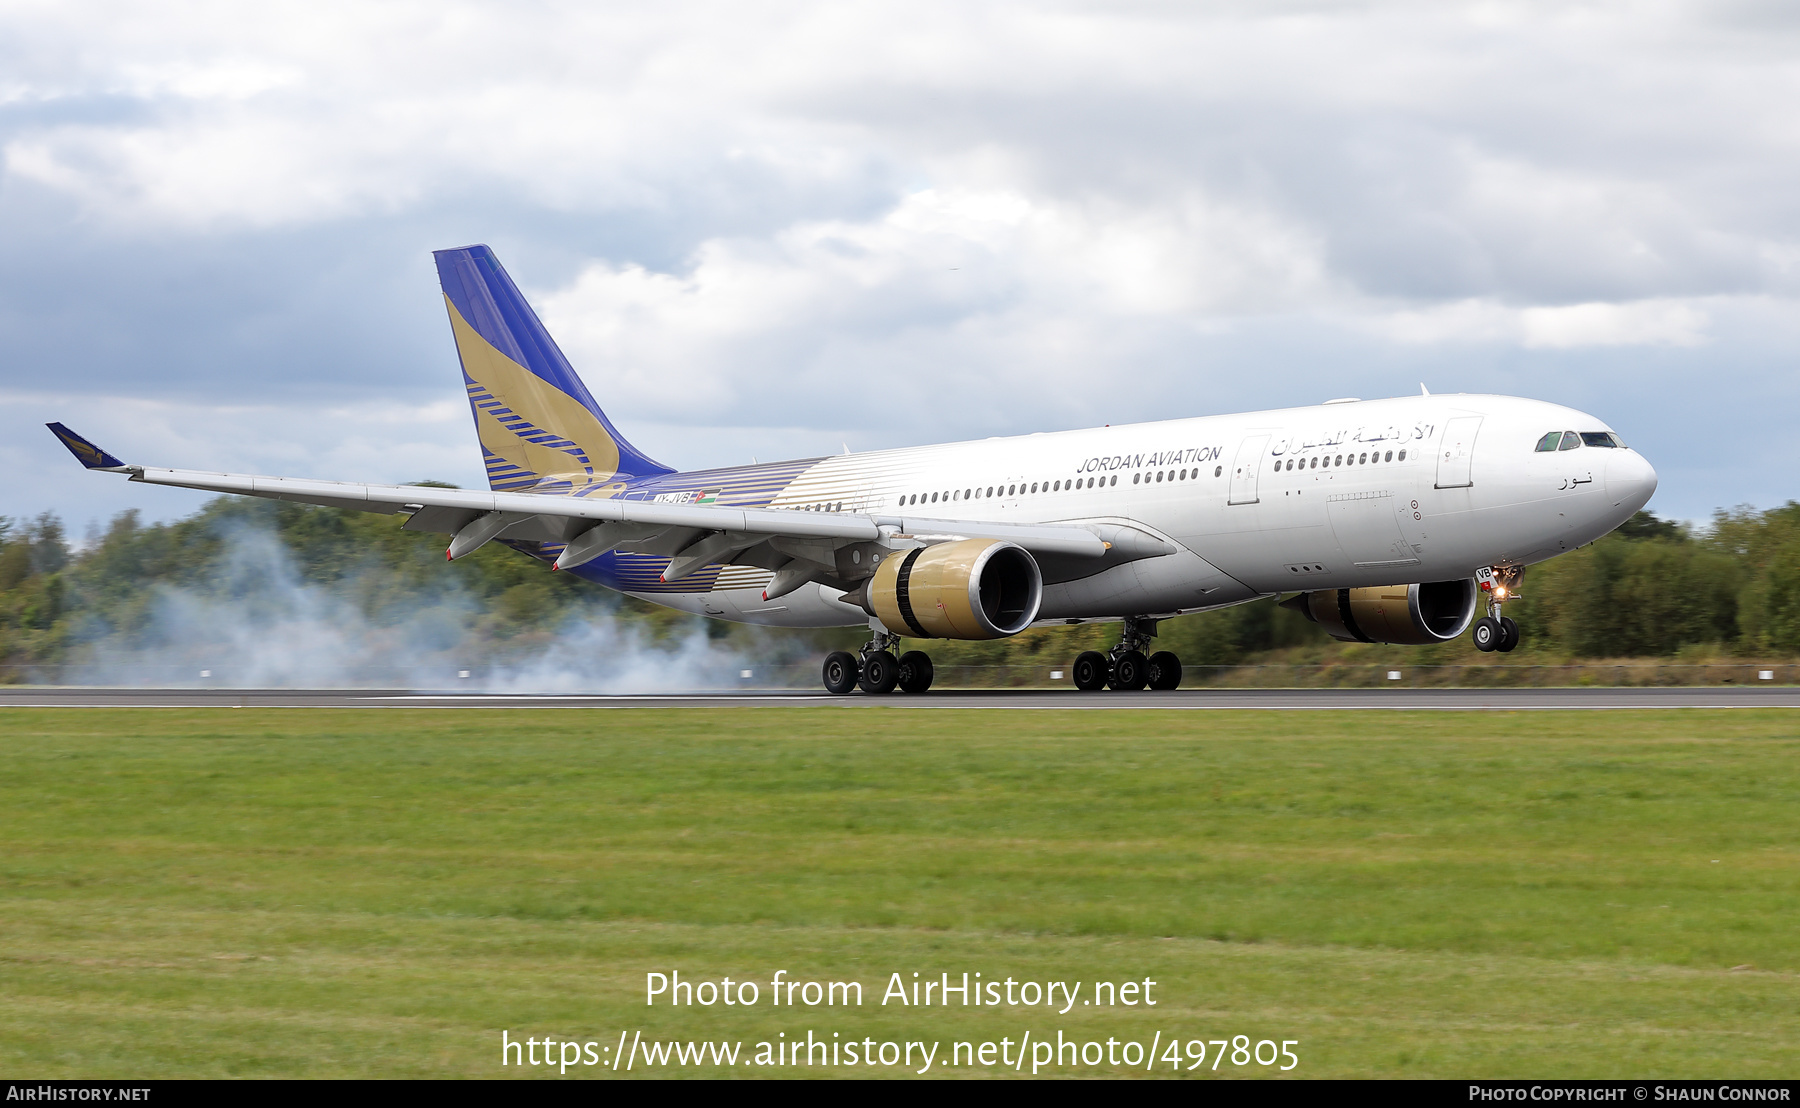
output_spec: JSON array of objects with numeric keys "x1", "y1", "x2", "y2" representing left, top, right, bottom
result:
[
  {"x1": 434, "y1": 245, "x2": 832, "y2": 599},
  {"x1": 46, "y1": 423, "x2": 126, "y2": 470},
  {"x1": 434, "y1": 245, "x2": 673, "y2": 492}
]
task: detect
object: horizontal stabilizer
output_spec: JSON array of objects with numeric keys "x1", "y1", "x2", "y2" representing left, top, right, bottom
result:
[{"x1": 46, "y1": 423, "x2": 128, "y2": 470}]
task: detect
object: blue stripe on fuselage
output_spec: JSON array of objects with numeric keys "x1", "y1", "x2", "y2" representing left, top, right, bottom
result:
[{"x1": 519, "y1": 456, "x2": 827, "y2": 592}]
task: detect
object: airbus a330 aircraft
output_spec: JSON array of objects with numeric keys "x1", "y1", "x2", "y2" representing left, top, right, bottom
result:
[{"x1": 49, "y1": 244, "x2": 1657, "y2": 694}]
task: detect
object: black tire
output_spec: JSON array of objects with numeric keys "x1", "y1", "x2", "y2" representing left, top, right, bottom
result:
[
  {"x1": 860, "y1": 650, "x2": 899, "y2": 694},
  {"x1": 1147, "y1": 651, "x2": 1183, "y2": 690},
  {"x1": 1497, "y1": 617, "x2": 1520, "y2": 653},
  {"x1": 1110, "y1": 650, "x2": 1149, "y2": 691},
  {"x1": 1472, "y1": 616, "x2": 1500, "y2": 653},
  {"x1": 822, "y1": 650, "x2": 860, "y2": 694},
  {"x1": 1072, "y1": 650, "x2": 1109, "y2": 691},
  {"x1": 897, "y1": 650, "x2": 934, "y2": 693}
]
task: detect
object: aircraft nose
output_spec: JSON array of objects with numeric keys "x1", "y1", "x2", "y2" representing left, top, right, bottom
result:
[{"x1": 1606, "y1": 449, "x2": 1658, "y2": 514}]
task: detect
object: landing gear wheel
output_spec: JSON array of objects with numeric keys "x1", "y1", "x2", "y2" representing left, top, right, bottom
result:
[
  {"x1": 1146, "y1": 651, "x2": 1183, "y2": 690},
  {"x1": 1072, "y1": 650, "x2": 1109, "y2": 691},
  {"x1": 1496, "y1": 617, "x2": 1520, "y2": 653},
  {"x1": 859, "y1": 651, "x2": 899, "y2": 694},
  {"x1": 896, "y1": 650, "x2": 934, "y2": 693},
  {"x1": 1110, "y1": 650, "x2": 1149, "y2": 691},
  {"x1": 1472, "y1": 617, "x2": 1500, "y2": 653},
  {"x1": 822, "y1": 650, "x2": 860, "y2": 694}
]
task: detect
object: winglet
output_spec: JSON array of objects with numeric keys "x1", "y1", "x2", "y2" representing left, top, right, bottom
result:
[{"x1": 46, "y1": 423, "x2": 130, "y2": 470}]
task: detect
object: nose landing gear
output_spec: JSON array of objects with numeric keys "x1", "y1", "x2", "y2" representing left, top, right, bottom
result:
[
  {"x1": 1072, "y1": 617, "x2": 1182, "y2": 692},
  {"x1": 1472, "y1": 566, "x2": 1523, "y2": 653}
]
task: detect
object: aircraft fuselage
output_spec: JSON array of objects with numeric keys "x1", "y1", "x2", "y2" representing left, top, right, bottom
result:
[{"x1": 575, "y1": 392, "x2": 1657, "y2": 629}]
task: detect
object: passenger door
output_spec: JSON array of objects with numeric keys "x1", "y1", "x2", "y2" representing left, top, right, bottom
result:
[
  {"x1": 1227, "y1": 434, "x2": 1270, "y2": 505},
  {"x1": 1434, "y1": 416, "x2": 1482, "y2": 489}
]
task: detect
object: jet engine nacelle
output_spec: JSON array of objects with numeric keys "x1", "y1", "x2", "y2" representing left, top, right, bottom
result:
[
  {"x1": 1282, "y1": 580, "x2": 1477, "y2": 645},
  {"x1": 869, "y1": 538, "x2": 1042, "y2": 639}
]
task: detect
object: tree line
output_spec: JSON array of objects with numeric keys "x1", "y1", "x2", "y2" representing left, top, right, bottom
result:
[{"x1": 2, "y1": 494, "x2": 1797, "y2": 676}]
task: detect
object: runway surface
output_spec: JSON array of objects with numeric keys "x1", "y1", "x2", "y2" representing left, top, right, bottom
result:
[{"x1": 3, "y1": 686, "x2": 1798, "y2": 709}]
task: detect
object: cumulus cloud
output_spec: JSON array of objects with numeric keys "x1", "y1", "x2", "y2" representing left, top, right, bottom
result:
[
  {"x1": 533, "y1": 186, "x2": 1329, "y2": 435},
  {"x1": 1373, "y1": 297, "x2": 1713, "y2": 349},
  {"x1": 3, "y1": 0, "x2": 1799, "y2": 520}
]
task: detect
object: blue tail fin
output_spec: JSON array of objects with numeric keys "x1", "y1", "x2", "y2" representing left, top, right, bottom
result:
[{"x1": 433, "y1": 244, "x2": 672, "y2": 492}]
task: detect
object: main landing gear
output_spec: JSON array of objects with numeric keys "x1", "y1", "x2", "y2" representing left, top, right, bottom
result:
[
  {"x1": 1073, "y1": 616, "x2": 1183, "y2": 692},
  {"x1": 822, "y1": 630, "x2": 935, "y2": 695},
  {"x1": 1472, "y1": 566, "x2": 1524, "y2": 654}
]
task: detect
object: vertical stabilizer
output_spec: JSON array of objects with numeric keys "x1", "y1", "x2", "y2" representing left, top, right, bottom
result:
[{"x1": 433, "y1": 244, "x2": 671, "y2": 492}]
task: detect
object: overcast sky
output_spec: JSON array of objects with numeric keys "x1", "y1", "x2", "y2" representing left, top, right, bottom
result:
[{"x1": 3, "y1": 0, "x2": 1796, "y2": 534}]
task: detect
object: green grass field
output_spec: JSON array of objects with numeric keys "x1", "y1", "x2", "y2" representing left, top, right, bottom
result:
[{"x1": 1, "y1": 707, "x2": 1796, "y2": 1078}]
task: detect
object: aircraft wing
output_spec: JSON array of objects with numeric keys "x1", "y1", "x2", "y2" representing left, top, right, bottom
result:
[{"x1": 45, "y1": 425, "x2": 1152, "y2": 592}]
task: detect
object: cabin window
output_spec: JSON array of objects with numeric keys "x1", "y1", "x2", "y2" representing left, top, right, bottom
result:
[
  {"x1": 1214, "y1": 465, "x2": 1222, "y2": 477},
  {"x1": 1359, "y1": 453, "x2": 1367, "y2": 464},
  {"x1": 1134, "y1": 473, "x2": 1141, "y2": 484},
  {"x1": 1580, "y1": 432, "x2": 1622, "y2": 448},
  {"x1": 931, "y1": 492, "x2": 938, "y2": 503},
  {"x1": 1397, "y1": 450, "x2": 1406, "y2": 461},
  {"x1": 1535, "y1": 432, "x2": 1562, "y2": 452},
  {"x1": 1558, "y1": 431, "x2": 1580, "y2": 451}
]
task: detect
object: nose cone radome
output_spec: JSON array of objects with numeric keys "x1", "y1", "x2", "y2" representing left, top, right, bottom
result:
[{"x1": 1606, "y1": 449, "x2": 1658, "y2": 515}]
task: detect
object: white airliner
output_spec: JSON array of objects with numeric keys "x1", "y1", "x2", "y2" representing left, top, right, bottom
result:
[{"x1": 49, "y1": 244, "x2": 1657, "y2": 694}]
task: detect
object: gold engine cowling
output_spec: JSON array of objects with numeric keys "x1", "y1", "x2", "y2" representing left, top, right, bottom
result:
[
  {"x1": 869, "y1": 539, "x2": 1043, "y2": 639},
  {"x1": 1282, "y1": 580, "x2": 1477, "y2": 644}
]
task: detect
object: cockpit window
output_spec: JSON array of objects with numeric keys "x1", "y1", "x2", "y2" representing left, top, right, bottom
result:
[
  {"x1": 1557, "y1": 430, "x2": 1581, "y2": 451},
  {"x1": 1534, "y1": 432, "x2": 1562, "y2": 452},
  {"x1": 1580, "y1": 431, "x2": 1624, "y2": 448}
]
